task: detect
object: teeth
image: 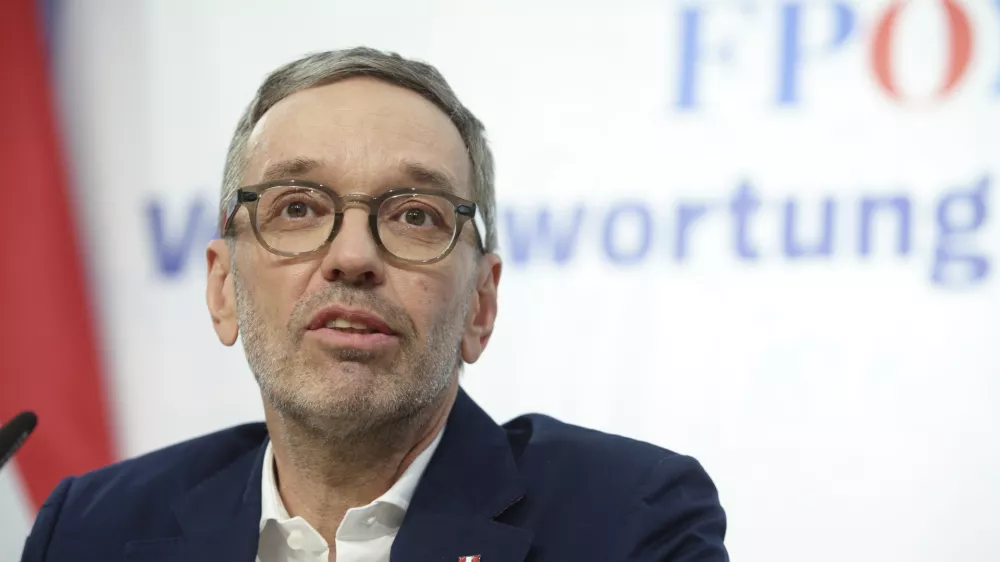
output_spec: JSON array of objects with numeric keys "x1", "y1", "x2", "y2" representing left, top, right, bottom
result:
[{"x1": 325, "y1": 318, "x2": 370, "y2": 331}]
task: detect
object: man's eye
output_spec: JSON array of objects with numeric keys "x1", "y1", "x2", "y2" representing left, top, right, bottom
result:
[
  {"x1": 402, "y1": 208, "x2": 434, "y2": 226},
  {"x1": 284, "y1": 201, "x2": 310, "y2": 218}
]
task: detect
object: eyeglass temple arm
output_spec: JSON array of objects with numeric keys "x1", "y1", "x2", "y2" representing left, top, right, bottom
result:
[{"x1": 471, "y1": 211, "x2": 488, "y2": 253}]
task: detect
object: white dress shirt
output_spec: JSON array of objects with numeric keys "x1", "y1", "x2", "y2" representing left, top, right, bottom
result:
[{"x1": 256, "y1": 429, "x2": 444, "y2": 562}]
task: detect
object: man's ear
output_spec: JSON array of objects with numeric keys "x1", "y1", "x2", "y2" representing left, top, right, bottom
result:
[
  {"x1": 461, "y1": 253, "x2": 502, "y2": 364},
  {"x1": 206, "y1": 239, "x2": 239, "y2": 346}
]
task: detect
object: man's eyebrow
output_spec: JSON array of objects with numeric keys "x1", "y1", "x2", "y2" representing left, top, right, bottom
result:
[
  {"x1": 261, "y1": 157, "x2": 322, "y2": 182},
  {"x1": 399, "y1": 160, "x2": 460, "y2": 195},
  {"x1": 259, "y1": 158, "x2": 463, "y2": 194}
]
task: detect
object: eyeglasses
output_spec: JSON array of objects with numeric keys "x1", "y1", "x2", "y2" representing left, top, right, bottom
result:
[{"x1": 220, "y1": 180, "x2": 486, "y2": 264}]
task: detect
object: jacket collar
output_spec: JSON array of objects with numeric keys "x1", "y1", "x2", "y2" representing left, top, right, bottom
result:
[
  {"x1": 124, "y1": 388, "x2": 532, "y2": 562},
  {"x1": 125, "y1": 429, "x2": 265, "y2": 562},
  {"x1": 391, "y1": 388, "x2": 532, "y2": 562}
]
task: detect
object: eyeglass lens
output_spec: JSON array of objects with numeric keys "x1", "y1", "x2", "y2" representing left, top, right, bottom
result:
[{"x1": 254, "y1": 185, "x2": 459, "y2": 261}]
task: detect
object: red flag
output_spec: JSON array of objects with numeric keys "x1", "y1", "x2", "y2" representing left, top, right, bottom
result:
[{"x1": 0, "y1": 0, "x2": 115, "y2": 507}]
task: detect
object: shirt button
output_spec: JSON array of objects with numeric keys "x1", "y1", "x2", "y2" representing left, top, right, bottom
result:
[
  {"x1": 287, "y1": 530, "x2": 305, "y2": 550},
  {"x1": 366, "y1": 515, "x2": 377, "y2": 526}
]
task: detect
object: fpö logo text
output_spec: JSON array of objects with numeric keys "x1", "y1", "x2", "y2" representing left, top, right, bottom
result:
[{"x1": 675, "y1": 0, "x2": 999, "y2": 108}]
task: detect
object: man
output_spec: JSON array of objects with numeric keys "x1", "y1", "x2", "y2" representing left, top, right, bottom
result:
[{"x1": 21, "y1": 47, "x2": 728, "y2": 562}]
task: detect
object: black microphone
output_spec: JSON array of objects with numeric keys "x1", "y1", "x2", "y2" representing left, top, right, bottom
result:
[{"x1": 0, "y1": 411, "x2": 38, "y2": 471}]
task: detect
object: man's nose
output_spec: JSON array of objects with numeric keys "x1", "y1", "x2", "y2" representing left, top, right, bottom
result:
[{"x1": 318, "y1": 207, "x2": 385, "y2": 286}]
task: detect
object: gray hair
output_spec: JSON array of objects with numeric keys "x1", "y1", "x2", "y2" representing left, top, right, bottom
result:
[{"x1": 220, "y1": 46, "x2": 497, "y2": 252}]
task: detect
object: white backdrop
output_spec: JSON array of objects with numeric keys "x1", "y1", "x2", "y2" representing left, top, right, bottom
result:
[{"x1": 3, "y1": 1, "x2": 999, "y2": 560}]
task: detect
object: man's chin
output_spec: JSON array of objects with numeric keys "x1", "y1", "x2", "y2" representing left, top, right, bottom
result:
[
  {"x1": 326, "y1": 347, "x2": 386, "y2": 363},
  {"x1": 269, "y1": 386, "x2": 401, "y2": 428}
]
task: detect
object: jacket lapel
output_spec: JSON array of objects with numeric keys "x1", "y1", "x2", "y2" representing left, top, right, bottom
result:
[
  {"x1": 124, "y1": 437, "x2": 267, "y2": 562},
  {"x1": 392, "y1": 389, "x2": 533, "y2": 562},
  {"x1": 122, "y1": 389, "x2": 531, "y2": 562}
]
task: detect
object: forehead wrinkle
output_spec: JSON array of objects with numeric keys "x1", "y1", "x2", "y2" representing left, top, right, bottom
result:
[{"x1": 243, "y1": 80, "x2": 471, "y2": 194}]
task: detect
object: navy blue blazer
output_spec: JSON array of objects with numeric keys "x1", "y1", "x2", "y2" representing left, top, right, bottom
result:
[{"x1": 20, "y1": 389, "x2": 728, "y2": 561}]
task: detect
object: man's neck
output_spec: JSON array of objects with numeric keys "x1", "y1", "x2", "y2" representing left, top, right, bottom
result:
[{"x1": 264, "y1": 385, "x2": 456, "y2": 545}]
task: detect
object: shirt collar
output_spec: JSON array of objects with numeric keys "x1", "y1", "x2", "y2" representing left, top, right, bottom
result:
[{"x1": 259, "y1": 426, "x2": 445, "y2": 530}]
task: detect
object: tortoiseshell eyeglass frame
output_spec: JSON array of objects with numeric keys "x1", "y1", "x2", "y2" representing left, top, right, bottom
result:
[{"x1": 219, "y1": 179, "x2": 487, "y2": 265}]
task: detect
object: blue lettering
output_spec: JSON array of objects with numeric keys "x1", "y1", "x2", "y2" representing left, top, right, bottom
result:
[
  {"x1": 147, "y1": 197, "x2": 218, "y2": 278},
  {"x1": 858, "y1": 195, "x2": 912, "y2": 257},
  {"x1": 676, "y1": 7, "x2": 703, "y2": 109},
  {"x1": 141, "y1": 180, "x2": 995, "y2": 290},
  {"x1": 602, "y1": 202, "x2": 653, "y2": 265},
  {"x1": 830, "y1": 3, "x2": 855, "y2": 47},
  {"x1": 730, "y1": 181, "x2": 761, "y2": 261},
  {"x1": 932, "y1": 175, "x2": 990, "y2": 287},
  {"x1": 675, "y1": 202, "x2": 710, "y2": 261},
  {"x1": 778, "y1": 2, "x2": 856, "y2": 105},
  {"x1": 503, "y1": 206, "x2": 586, "y2": 266},
  {"x1": 783, "y1": 198, "x2": 835, "y2": 258},
  {"x1": 778, "y1": 3, "x2": 802, "y2": 105}
]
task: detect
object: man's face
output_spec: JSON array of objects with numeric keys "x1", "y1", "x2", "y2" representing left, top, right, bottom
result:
[{"x1": 206, "y1": 77, "x2": 499, "y2": 435}]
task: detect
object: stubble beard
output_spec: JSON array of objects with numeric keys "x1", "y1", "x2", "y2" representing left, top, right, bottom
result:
[{"x1": 234, "y1": 271, "x2": 467, "y2": 445}]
